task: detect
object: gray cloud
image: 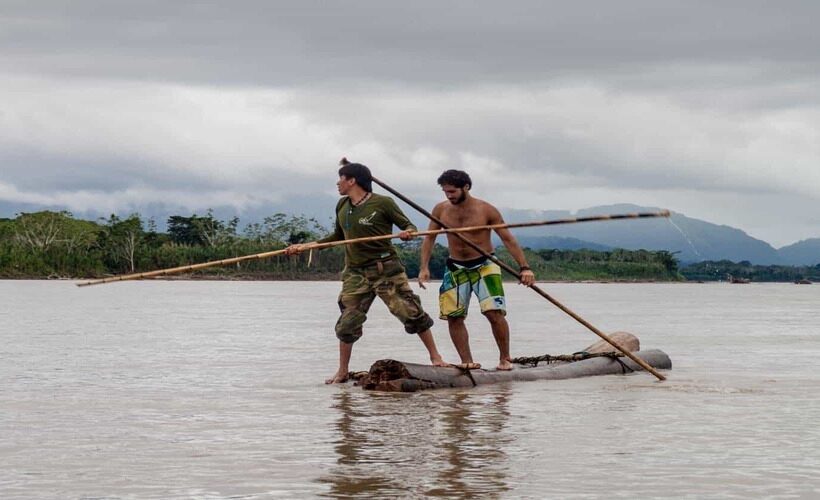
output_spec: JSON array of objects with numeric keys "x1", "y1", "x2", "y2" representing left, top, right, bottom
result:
[
  {"x1": 0, "y1": 1, "x2": 818, "y2": 247},
  {"x1": 3, "y1": 1, "x2": 819, "y2": 86}
]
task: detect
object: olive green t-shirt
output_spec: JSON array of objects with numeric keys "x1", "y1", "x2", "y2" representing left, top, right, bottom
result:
[{"x1": 317, "y1": 193, "x2": 417, "y2": 268}]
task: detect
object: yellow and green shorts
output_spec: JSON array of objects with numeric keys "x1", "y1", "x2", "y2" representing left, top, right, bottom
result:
[{"x1": 439, "y1": 257, "x2": 506, "y2": 319}]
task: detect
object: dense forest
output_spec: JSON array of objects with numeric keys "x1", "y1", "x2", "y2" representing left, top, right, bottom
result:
[
  {"x1": 0, "y1": 210, "x2": 341, "y2": 280},
  {"x1": 681, "y1": 260, "x2": 820, "y2": 283},
  {"x1": 5, "y1": 210, "x2": 806, "y2": 283}
]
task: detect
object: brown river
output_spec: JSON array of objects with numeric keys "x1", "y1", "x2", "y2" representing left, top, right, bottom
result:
[{"x1": 2, "y1": 280, "x2": 819, "y2": 498}]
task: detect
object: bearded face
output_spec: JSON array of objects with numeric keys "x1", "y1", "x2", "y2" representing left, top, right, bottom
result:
[{"x1": 442, "y1": 185, "x2": 468, "y2": 204}]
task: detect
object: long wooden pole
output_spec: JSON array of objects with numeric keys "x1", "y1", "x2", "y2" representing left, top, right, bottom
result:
[
  {"x1": 76, "y1": 211, "x2": 669, "y2": 287},
  {"x1": 371, "y1": 176, "x2": 667, "y2": 381}
]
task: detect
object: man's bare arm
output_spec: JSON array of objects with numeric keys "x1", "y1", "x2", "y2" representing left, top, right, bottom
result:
[
  {"x1": 489, "y1": 206, "x2": 536, "y2": 286},
  {"x1": 418, "y1": 204, "x2": 444, "y2": 289}
]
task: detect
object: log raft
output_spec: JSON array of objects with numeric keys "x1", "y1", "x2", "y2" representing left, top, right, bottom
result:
[{"x1": 355, "y1": 332, "x2": 671, "y2": 392}]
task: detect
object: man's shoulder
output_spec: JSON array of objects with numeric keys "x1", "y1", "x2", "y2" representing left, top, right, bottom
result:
[
  {"x1": 370, "y1": 193, "x2": 399, "y2": 208},
  {"x1": 471, "y1": 196, "x2": 498, "y2": 209},
  {"x1": 334, "y1": 196, "x2": 350, "y2": 211},
  {"x1": 463, "y1": 197, "x2": 500, "y2": 216},
  {"x1": 432, "y1": 200, "x2": 449, "y2": 213}
]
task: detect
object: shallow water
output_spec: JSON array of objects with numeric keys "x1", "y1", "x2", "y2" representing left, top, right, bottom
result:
[{"x1": 1, "y1": 280, "x2": 819, "y2": 498}]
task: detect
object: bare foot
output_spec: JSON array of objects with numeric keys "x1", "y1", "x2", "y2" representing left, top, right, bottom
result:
[
  {"x1": 325, "y1": 371, "x2": 349, "y2": 384},
  {"x1": 452, "y1": 362, "x2": 482, "y2": 370},
  {"x1": 431, "y1": 356, "x2": 449, "y2": 367},
  {"x1": 496, "y1": 360, "x2": 513, "y2": 371}
]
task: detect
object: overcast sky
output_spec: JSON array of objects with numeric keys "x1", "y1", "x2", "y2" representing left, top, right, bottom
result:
[{"x1": 1, "y1": 1, "x2": 818, "y2": 247}]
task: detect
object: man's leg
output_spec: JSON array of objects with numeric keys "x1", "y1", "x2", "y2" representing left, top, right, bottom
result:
[
  {"x1": 439, "y1": 265, "x2": 476, "y2": 367},
  {"x1": 376, "y1": 264, "x2": 447, "y2": 366},
  {"x1": 330, "y1": 269, "x2": 375, "y2": 383},
  {"x1": 326, "y1": 341, "x2": 354, "y2": 384},
  {"x1": 484, "y1": 310, "x2": 512, "y2": 370},
  {"x1": 474, "y1": 262, "x2": 510, "y2": 370},
  {"x1": 417, "y1": 329, "x2": 448, "y2": 367},
  {"x1": 447, "y1": 316, "x2": 475, "y2": 365}
]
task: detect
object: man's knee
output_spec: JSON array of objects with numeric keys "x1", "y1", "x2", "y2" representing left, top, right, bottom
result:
[
  {"x1": 484, "y1": 310, "x2": 507, "y2": 325},
  {"x1": 447, "y1": 316, "x2": 466, "y2": 326},
  {"x1": 336, "y1": 330, "x2": 361, "y2": 344},
  {"x1": 403, "y1": 313, "x2": 434, "y2": 334},
  {"x1": 335, "y1": 308, "x2": 366, "y2": 343},
  {"x1": 382, "y1": 284, "x2": 433, "y2": 334}
]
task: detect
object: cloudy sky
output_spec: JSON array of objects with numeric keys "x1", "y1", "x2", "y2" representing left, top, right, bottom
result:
[{"x1": 1, "y1": 1, "x2": 818, "y2": 247}]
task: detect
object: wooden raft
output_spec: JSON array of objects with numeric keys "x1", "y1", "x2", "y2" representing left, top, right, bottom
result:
[{"x1": 354, "y1": 332, "x2": 671, "y2": 392}]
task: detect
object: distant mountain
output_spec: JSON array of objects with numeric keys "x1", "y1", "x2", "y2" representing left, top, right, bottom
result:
[
  {"x1": 2, "y1": 197, "x2": 815, "y2": 266},
  {"x1": 501, "y1": 204, "x2": 783, "y2": 265},
  {"x1": 515, "y1": 236, "x2": 613, "y2": 252},
  {"x1": 778, "y1": 238, "x2": 820, "y2": 266}
]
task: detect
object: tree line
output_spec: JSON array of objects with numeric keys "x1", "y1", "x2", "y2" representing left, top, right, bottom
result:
[
  {"x1": 681, "y1": 260, "x2": 820, "y2": 283},
  {"x1": 1, "y1": 210, "x2": 687, "y2": 281},
  {"x1": 0, "y1": 210, "x2": 336, "y2": 279}
]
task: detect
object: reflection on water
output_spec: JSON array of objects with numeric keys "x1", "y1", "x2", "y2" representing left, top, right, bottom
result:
[
  {"x1": 433, "y1": 389, "x2": 511, "y2": 497},
  {"x1": 3, "y1": 281, "x2": 820, "y2": 498},
  {"x1": 322, "y1": 387, "x2": 512, "y2": 498}
]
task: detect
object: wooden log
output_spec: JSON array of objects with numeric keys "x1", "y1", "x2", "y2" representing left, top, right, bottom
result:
[
  {"x1": 582, "y1": 331, "x2": 640, "y2": 354},
  {"x1": 357, "y1": 333, "x2": 670, "y2": 392}
]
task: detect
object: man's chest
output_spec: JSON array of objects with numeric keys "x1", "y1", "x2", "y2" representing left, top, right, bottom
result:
[
  {"x1": 439, "y1": 208, "x2": 489, "y2": 228},
  {"x1": 342, "y1": 205, "x2": 388, "y2": 232}
]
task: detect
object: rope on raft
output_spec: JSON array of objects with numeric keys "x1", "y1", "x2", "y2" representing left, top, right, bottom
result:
[
  {"x1": 350, "y1": 351, "x2": 638, "y2": 387},
  {"x1": 510, "y1": 351, "x2": 635, "y2": 374}
]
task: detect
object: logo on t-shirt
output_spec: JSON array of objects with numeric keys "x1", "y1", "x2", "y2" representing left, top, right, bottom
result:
[{"x1": 359, "y1": 211, "x2": 377, "y2": 226}]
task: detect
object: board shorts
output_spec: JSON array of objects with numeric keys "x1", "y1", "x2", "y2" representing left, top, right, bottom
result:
[
  {"x1": 335, "y1": 258, "x2": 434, "y2": 344},
  {"x1": 439, "y1": 256, "x2": 506, "y2": 319}
]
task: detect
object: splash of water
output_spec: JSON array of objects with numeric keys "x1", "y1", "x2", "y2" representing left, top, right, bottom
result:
[{"x1": 667, "y1": 217, "x2": 703, "y2": 259}]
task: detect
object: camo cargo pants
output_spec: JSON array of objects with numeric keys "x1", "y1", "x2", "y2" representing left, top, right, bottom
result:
[{"x1": 335, "y1": 259, "x2": 434, "y2": 344}]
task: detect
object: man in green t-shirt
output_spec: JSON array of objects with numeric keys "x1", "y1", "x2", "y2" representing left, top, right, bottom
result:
[{"x1": 286, "y1": 159, "x2": 448, "y2": 383}]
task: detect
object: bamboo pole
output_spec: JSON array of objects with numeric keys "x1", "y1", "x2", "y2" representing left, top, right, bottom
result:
[
  {"x1": 371, "y1": 176, "x2": 668, "y2": 381},
  {"x1": 76, "y1": 210, "x2": 669, "y2": 287}
]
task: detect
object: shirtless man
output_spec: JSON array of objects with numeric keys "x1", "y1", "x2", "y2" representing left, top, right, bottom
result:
[{"x1": 418, "y1": 170, "x2": 536, "y2": 371}]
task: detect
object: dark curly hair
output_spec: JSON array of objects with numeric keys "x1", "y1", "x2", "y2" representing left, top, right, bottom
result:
[
  {"x1": 338, "y1": 157, "x2": 372, "y2": 192},
  {"x1": 437, "y1": 169, "x2": 472, "y2": 189}
]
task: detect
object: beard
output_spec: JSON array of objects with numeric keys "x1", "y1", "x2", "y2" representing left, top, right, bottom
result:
[{"x1": 449, "y1": 190, "x2": 467, "y2": 204}]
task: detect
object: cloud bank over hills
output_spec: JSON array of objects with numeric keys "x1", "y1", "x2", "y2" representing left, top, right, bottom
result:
[
  {"x1": 1, "y1": 2, "x2": 818, "y2": 247},
  {"x1": 2, "y1": 197, "x2": 816, "y2": 265}
]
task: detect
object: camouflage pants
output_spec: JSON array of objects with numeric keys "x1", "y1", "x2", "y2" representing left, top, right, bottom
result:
[{"x1": 335, "y1": 259, "x2": 434, "y2": 344}]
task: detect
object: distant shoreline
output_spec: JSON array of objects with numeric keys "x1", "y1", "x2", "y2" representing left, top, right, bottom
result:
[{"x1": 4, "y1": 274, "x2": 808, "y2": 284}]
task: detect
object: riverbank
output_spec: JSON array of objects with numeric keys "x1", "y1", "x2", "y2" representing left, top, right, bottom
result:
[{"x1": 9, "y1": 273, "x2": 811, "y2": 284}]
